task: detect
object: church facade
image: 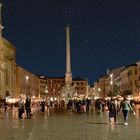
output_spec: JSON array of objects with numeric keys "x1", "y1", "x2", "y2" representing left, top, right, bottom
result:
[{"x1": 0, "y1": 3, "x2": 17, "y2": 99}]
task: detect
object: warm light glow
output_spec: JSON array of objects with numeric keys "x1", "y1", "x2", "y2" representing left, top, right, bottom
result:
[
  {"x1": 110, "y1": 73, "x2": 113, "y2": 85},
  {"x1": 6, "y1": 98, "x2": 20, "y2": 103},
  {"x1": 25, "y1": 76, "x2": 29, "y2": 81},
  {"x1": 98, "y1": 88, "x2": 101, "y2": 92},
  {"x1": 110, "y1": 73, "x2": 113, "y2": 78},
  {"x1": 45, "y1": 90, "x2": 48, "y2": 93},
  {"x1": 45, "y1": 86, "x2": 48, "y2": 93},
  {"x1": 74, "y1": 92, "x2": 77, "y2": 96},
  {"x1": 31, "y1": 96, "x2": 35, "y2": 99}
]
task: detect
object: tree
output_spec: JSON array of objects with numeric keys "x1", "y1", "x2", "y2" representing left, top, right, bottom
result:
[{"x1": 113, "y1": 84, "x2": 120, "y2": 96}]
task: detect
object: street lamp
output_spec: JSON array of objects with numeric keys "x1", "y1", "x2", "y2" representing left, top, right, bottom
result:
[
  {"x1": 98, "y1": 88, "x2": 101, "y2": 92},
  {"x1": 98, "y1": 88, "x2": 101, "y2": 97},
  {"x1": 25, "y1": 76, "x2": 29, "y2": 98},
  {"x1": 45, "y1": 86, "x2": 48, "y2": 93},
  {"x1": 86, "y1": 85, "x2": 89, "y2": 98},
  {"x1": 45, "y1": 86, "x2": 48, "y2": 99},
  {"x1": 110, "y1": 73, "x2": 113, "y2": 96}
]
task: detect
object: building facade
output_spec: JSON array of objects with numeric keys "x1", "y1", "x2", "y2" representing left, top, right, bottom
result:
[
  {"x1": 120, "y1": 64, "x2": 138, "y2": 96},
  {"x1": 136, "y1": 61, "x2": 140, "y2": 96},
  {"x1": 46, "y1": 77, "x2": 88, "y2": 101},
  {"x1": 98, "y1": 76, "x2": 106, "y2": 98},
  {"x1": 16, "y1": 66, "x2": 39, "y2": 99},
  {"x1": 94, "y1": 64, "x2": 140, "y2": 98},
  {"x1": 47, "y1": 77, "x2": 65, "y2": 101},
  {"x1": 73, "y1": 78, "x2": 88, "y2": 98},
  {"x1": 38, "y1": 75, "x2": 47, "y2": 99},
  {"x1": 0, "y1": 3, "x2": 17, "y2": 99},
  {"x1": 0, "y1": 38, "x2": 16, "y2": 99}
]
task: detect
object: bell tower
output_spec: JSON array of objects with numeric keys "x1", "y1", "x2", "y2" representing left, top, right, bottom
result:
[{"x1": 0, "y1": 2, "x2": 4, "y2": 37}]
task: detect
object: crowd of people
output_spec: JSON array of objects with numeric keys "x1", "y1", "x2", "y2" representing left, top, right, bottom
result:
[
  {"x1": 0, "y1": 96, "x2": 136, "y2": 126},
  {"x1": 66, "y1": 96, "x2": 135, "y2": 126}
]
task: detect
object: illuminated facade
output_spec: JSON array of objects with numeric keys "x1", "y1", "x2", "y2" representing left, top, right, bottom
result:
[
  {"x1": 120, "y1": 64, "x2": 138, "y2": 96},
  {"x1": 46, "y1": 77, "x2": 88, "y2": 101},
  {"x1": 98, "y1": 76, "x2": 106, "y2": 98},
  {"x1": 136, "y1": 61, "x2": 140, "y2": 96},
  {"x1": 16, "y1": 66, "x2": 39, "y2": 99},
  {"x1": 0, "y1": 2, "x2": 16, "y2": 98},
  {"x1": 38, "y1": 75, "x2": 47, "y2": 99},
  {"x1": 94, "y1": 64, "x2": 140, "y2": 98},
  {"x1": 47, "y1": 77, "x2": 65, "y2": 101},
  {"x1": 105, "y1": 67, "x2": 125, "y2": 97},
  {"x1": 72, "y1": 78, "x2": 88, "y2": 98}
]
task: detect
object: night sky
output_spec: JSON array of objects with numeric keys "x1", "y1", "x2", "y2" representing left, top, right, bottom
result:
[{"x1": 1, "y1": 0, "x2": 140, "y2": 85}]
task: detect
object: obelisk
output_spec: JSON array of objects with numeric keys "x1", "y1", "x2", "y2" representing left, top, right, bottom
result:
[
  {"x1": 60, "y1": 26, "x2": 76, "y2": 101},
  {"x1": 65, "y1": 26, "x2": 72, "y2": 85}
]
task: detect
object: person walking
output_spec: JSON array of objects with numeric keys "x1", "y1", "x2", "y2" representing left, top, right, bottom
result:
[
  {"x1": 67, "y1": 100, "x2": 73, "y2": 115},
  {"x1": 120, "y1": 97, "x2": 135, "y2": 126},
  {"x1": 46, "y1": 98, "x2": 51, "y2": 115},
  {"x1": 25, "y1": 98, "x2": 31, "y2": 119},
  {"x1": 3, "y1": 100, "x2": 7, "y2": 113},
  {"x1": 108, "y1": 98, "x2": 118, "y2": 125},
  {"x1": 18, "y1": 99, "x2": 24, "y2": 119},
  {"x1": 41, "y1": 101, "x2": 45, "y2": 112}
]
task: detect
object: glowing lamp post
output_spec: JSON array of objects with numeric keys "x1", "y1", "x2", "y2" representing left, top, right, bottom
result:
[
  {"x1": 98, "y1": 88, "x2": 101, "y2": 97},
  {"x1": 45, "y1": 86, "x2": 48, "y2": 93},
  {"x1": 25, "y1": 76, "x2": 29, "y2": 98},
  {"x1": 110, "y1": 73, "x2": 113, "y2": 96},
  {"x1": 45, "y1": 86, "x2": 48, "y2": 99}
]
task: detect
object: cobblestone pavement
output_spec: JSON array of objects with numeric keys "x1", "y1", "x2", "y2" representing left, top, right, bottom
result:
[{"x1": 0, "y1": 106, "x2": 140, "y2": 140}]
